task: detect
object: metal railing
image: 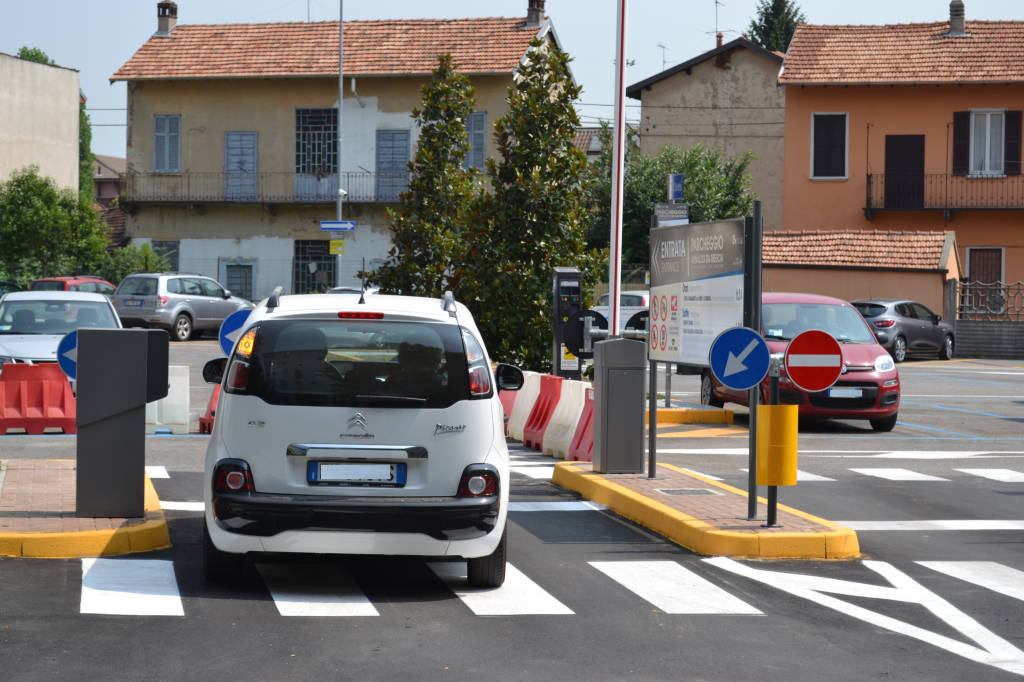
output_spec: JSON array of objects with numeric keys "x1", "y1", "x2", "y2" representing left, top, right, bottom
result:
[
  {"x1": 956, "y1": 280, "x2": 1024, "y2": 321},
  {"x1": 865, "y1": 173, "x2": 1024, "y2": 212},
  {"x1": 123, "y1": 170, "x2": 410, "y2": 204}
]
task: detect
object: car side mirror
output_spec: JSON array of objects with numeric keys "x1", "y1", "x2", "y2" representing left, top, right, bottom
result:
[
  {"x1": 222, "y1": 290, "x2": 232, "y2": 299},
  {"x1": 494, "y1": 363, "x2": 524, "y2": 391},
  {"x1": 934, "y1": 314, "x2": 941, "y2": 324},
  {"x1": 203, "y1": 357, "x2": 227, "y2": 384}
]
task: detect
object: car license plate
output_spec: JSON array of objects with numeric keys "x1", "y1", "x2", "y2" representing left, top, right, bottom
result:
[
  {"x1": 124, "y1": 300, "x2": 142, "y2": 307},
  {"x1": 829, "y1": 387, "x2": 862, "y2": 398},
  {"x1": 308, "y1": 461, "x2": 406, "y2": 485}
]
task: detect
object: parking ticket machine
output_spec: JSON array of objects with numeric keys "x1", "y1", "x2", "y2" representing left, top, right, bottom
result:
[{"x1": 552, "y1": 267, "x2": 583, "y2": 379}]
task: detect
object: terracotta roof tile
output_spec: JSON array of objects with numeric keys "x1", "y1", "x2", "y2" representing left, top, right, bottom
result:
[
  {"x1": 780, "y1": 21, "x2": 1024, "y2": 85},
  {"x1": 112, "y1": 18, "x2": 540, "y2": 81},
  {"x1": 763, "y1": 230, "x2": 951, "y2": 271}
]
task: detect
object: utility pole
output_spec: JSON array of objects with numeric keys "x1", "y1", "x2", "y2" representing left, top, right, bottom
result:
[{"x1": 336, "y1": 0, "x2": 344, "y2": 287}]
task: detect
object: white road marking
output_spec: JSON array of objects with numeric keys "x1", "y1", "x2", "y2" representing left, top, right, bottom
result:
[
  {"x1": 919, "y1": 562, "x2": 1024, "y2": 602},
  {"x1": 160, "y1": 500, "x2": 204, "y2": 512},
  {"x1": 707, "y1": 557, "x2": 1024, "y2": 677},
  {"x1": 955, "y1": 468, "x2": 1024, "y2": 482},
  {"x1": 850, "y1": 468, "x2": 949, "y2": 481},
  {"x1": 657, "y1": 449, "x2": 1024, "y2": 458},
  {"x1": 836, "y1": 520, "x2": 1024, "y2": 531},
  {"x1": 510, "y1": 465, "x2": 554, "y2": 480},
  {"x1": 591, "y1": 561, "x2": 762, "y2": 615},
  {"x1": 144, "y1": 466, "x2": 169, "y2": 479},
  {"x1": 678, "y1": 468, "x2": 723, "y2": 481},
  {"x1": 869, "y1": 452, "x2": 992, "y2": 460},
  {"x1": 509, "y1": 501, "x2": 607, "y2": 512},
  {"x1": 740, "y1": 468, "x2": 835, "y2": 482},
  {"x1": 429, "y1": 562, "x2": 573, "y2": 616},
  {"x1": 80, "y1": 558, "x2": 184, "y2": 616},
  {"x1": 257, "y1": 563, "x2": 378, "y2": 617}
]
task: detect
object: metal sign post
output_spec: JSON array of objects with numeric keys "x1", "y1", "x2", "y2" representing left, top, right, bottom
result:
[{"x1": 742, "y1": 201, "x2": 763, "y2": 519}]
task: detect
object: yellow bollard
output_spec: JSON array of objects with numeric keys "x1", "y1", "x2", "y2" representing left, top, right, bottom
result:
[{"x1": 756, "y1": 404, "x2": 798, "y2": 486}]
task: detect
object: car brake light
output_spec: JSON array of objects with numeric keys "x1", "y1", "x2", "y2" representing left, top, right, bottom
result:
[
  {"x1": 226, "y1": 361, "x2": 249, "y2": 390},
  {"x1": 458, "y1": 470, "x2": 497, "y2": 497},
  {"x1": 468, "y1": 365, "x2": 492, "y2": 396},
  {"x1": 873, "y1": 320, "x2": 895, "y2": 328},
  {"x1": 213, "y1": 460, "x2": 254, "y2": 494},
  {"x1": 338, "y1": 311, "x2": 384, "y2": 319},
  {"x1": 158, "y1": 296, "x2": 169, "y2": 306}
]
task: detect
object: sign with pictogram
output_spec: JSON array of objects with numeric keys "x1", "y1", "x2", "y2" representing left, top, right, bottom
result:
[
  {"x1": 57, "y1": 331, "x2": 77, "y2": 379},
  {"x1": 709, "y1": 327, "x2": 770, "y2": 391},
  {"x1": 784, "y1": 330, "x2": 843, "y2": 393},
  {"x1": 219, "y1": 309, "x2": 253, "y2": 356}
]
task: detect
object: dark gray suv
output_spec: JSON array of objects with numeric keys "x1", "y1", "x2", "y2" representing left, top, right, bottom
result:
[
  {"x1": 851, "y1": 298, "x2": 954, "y2": 362},
  {"x1": 113, "y1": 273, "x2": 253, "y2": 341}
]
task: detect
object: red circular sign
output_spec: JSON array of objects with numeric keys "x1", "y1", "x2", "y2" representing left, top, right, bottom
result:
[
  {"x1": 650, "y1": 324, "x2": 659, "y2": 350},
  {"x1": 660, "y1": 324, "x2": 667, "y2": 351},
  {"x1": 784, "y1": 330, "x2": 843, "y2": 392}
]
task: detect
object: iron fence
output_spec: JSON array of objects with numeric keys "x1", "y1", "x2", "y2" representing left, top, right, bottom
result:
[
  {"x1": 866, "y1": 173, "x2": 1024, "y2": 211},
  {"x1": 956, "y1": 280, "x2": 1024, "y2": 321}
]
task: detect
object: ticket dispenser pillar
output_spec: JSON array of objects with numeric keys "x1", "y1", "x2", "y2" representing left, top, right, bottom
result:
[
  {"x1": 552, "y1": 267, "x2": 583, "y2": 379},
  {"x1": 76, "y1": 329, "x2": 169, "y2": 518},
  {"x1": 592, "y1": 337, "x2": 646, "y2": 473}
]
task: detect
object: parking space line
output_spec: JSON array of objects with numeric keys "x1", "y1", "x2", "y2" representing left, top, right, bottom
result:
[
  {"x1": 256, "y1": 563, "x2": 378, "y2": 617},
  {"x1": 80, "y1": 558, "x2": 184, "y2": 616},
  {"x1": 590, "y1": 561, "x2": 762, "y2": 615},
  {"x1": 429, "y1": 563, "x2": 574, "y2": 616}
]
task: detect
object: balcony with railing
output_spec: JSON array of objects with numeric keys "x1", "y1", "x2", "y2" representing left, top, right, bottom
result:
[
  {"x1": 864, "y1": 173, "x2": 1024, "y2": 219},
  {"x1": 122, "y1": 171, "x2": 410, "y2": 206}
]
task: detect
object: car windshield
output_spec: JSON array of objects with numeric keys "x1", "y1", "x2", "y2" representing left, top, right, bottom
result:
[
  {"x1": 0, "y1": 299, "x2": 119, "y2": 335},
  {"x1": 761, "y1": 302, "x2": 876, "y2": 343},
  {"x1": 853, "y1": 302, "x2": 887, "y2": 318},
  {"x1": 227, "y1": 319, "x2": 472, "y2": 408},
  {"x1": 116, "y1": 277, "x2": 158, "y2": 296}
]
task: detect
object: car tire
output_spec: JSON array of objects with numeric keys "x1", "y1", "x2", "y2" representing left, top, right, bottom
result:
[
  {"x1": 172, "y1": 313, "x2": 193, "y2": 342},
  {"x1": 700, "y1": 371, "x2": 725, "y2": 408},
  {"x1": 467, "y1": 527, "x2": 507, "y2": 588},
  {"x1": 870, "y1": 413, "x2": 898, "y2": 432},
  {"x1": 891, "y1": 336, "x2": 907, "y2": 363},
  {"x1": 939, "y1": 335, "x2": 954, "y2": 360},
  {"x1": 202, "y1": 518, "x2": 243, "y2": 583}
]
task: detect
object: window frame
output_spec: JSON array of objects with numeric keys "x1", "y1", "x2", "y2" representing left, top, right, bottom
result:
[
  {"x1": 463, "y1": 111, "x2": 486, "y2": 170},
  {"x1": 968, "y1": 109, "x2": 1006, "y2": 177},
  {"x1": 809, "y1": 112, "x2": 849, "y2": 181},
  {"x1": 154, "y1": 114, "x2": 182, "y2": 173}
]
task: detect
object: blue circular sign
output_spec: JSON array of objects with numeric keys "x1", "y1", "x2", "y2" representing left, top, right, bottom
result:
[
  {"x1": 57, "y1": 331, "x2": 78, "y2": 379},
  {"x1": 708, "y1": 327, "x2": 770, "y2": 391},
  {"x1": 218, "y1": 309, "x2": 253, "y2": 356}
]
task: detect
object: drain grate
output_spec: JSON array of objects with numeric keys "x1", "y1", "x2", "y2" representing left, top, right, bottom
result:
[{"x1": 656, "y1": 488, "x2": 721, "y2": 496}]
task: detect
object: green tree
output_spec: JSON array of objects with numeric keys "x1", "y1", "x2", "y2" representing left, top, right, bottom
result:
[
  {"x1": 80, "y1": 102, "x2": 95, "y2": 195},
  {"x1": 92, "y1": 243, "x2": 170, "y2": 285},
  {"x1": 17, "y1": 46, "x2": 53, "y2": 65},
  {"x1": 368, "y1": 54, "x2": 477, "y2": 297},
  {"x1": 745, "y1": 0, "x2": 806, "y2": 52},
  {"x1": 460, "y1": 38, "x2": 604, "y2": 371}
]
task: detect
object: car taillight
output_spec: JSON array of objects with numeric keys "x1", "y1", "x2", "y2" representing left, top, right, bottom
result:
[
  {"x1": 158, "y1": 296, "x2": 169, "y2": 306},
  {"x1": 213, "y1": 460, "x2": 254, "y2": 494},
  {"x1": 458, "y1": 469, "x2": 498, "y2": 497},
  {"x1": 468, "y1": 365, "x2": 491, "y2": 395},
  {"x1": 873, "y1": 320, "x2": 895, "y2": 328},
  {"x1": 461, "y1": 328, "x2": 492, "y2": 399},
  {"x1": 338, "y1": 311, "x2": 383, "y2": 319},
  {"x1": 226, "y1": 361, "x2": 249, "y2": 390}
]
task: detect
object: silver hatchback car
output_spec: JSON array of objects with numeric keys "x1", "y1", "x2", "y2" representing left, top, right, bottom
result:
[{"x1": 113, "y1": 273, "x2": 253, "y2": 341}]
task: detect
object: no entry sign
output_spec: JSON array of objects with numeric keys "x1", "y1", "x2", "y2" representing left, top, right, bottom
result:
[{"x1": 784, "y1": 330, "x2": 842, "y2": 392}]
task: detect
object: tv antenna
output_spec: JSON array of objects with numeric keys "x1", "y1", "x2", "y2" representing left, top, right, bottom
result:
[{"x1": 657, "y1": 43, "x2": 669, "y2": 71}]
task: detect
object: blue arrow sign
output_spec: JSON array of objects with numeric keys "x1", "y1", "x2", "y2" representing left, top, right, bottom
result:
[
  {"x1": 57, "y1": 331, "x2": 78, "y2": 379},
  {"x1": 219, "y1": 309, "x2": 252, "y2": 356},
  {"x1": 708, "y1": 326, "x2": 770, "y2": 391},
  {"x1": 320, "y1": 220, "x2": 356, "y2": 232}
]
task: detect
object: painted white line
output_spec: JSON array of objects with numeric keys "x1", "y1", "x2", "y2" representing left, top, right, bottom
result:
[
  {"x1": 145, "y1": 465, "x2": 169, "y2": 479},
  {"x1": 160, "y1": 500, "x2": 204, "y2": 512},
  {"x1": 506, "y1": 460, "x2": 555, "y2": 466},
  {"x1": 657, "y1": 449, "x2": 1024, "y2": 458},
  {"x1": 740, "y1": 468, "x2": 835, "y2": 482},
  {"x1": 80, "y1": 558, "x2": 184, "y2": 616},
  {"x1": 509, "y1": 501, "x2": 607, "y2": 512},
  {"x1": 955, "y1": 468, "x2": 1024, "y2": 482},
  {"x1": 678, "y1": 468, "x2": 723, "y2": 481},
  {"x1": 590, "y1": 561, "x2": 761, "y2": 615},
  {"x1": 510, "y1": 465, "x2": 554, "y2": 480},
  {"x1": 849, "y1": 468, "x2": 949, "y2": 481},
  {"x1": 870, "y1": 452, "x2": 991, "y2": 460},
  {"x1": 256, "y1": 563, "x2": 378, "y2": 617},
  {"x1": 836, "y1": 520, "x2": 1024, "y2": 531},
  {"x1": 429, "y1": 562, "x2": 573, "y2": 616},
  {"x1": 918, "y1": 562, "x2": 1024, "y2": 602}
]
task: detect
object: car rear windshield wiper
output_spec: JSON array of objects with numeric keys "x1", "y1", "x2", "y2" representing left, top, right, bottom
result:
[{"x1": 354, "y1": 394, "x2": 428, "y2": 405}]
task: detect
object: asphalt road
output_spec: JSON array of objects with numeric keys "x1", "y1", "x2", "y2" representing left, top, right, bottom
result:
[{"x1": 0, "y1": 348, "x2": 1021, "y2": 680}]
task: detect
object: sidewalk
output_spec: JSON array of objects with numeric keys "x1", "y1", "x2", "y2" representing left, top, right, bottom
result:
[{"x1": 0, "y1": 459, "x2": 170, "y2": 558}]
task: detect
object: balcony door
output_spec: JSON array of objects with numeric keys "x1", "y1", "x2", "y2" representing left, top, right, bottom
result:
[
  {"x1": 224, "y1": 131, "x2": 258, "y2": 201},
  {"x1": 375, "y1": 130, "x2": 410, "y2": 202},
  {"x1": 884, "y1": 135, "x2": 924, "y2": 209}
]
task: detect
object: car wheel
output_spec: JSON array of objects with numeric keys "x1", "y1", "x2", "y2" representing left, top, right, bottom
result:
[
  {"x1": 700, "y1": 371, "x2": 724, "y2": 408},
  {"x1": 172, "y1": 313, "x2": 193, "y2": 342},
  {"x1": 202, "y1": 518, "x2": 243, "y2": 583},
  {"x1": 870, "y1": 413, "x2": 898, "y2": 432},
  {"x1": 939, "y1": 335, "x2": 954, "y2": 360},
  {"x1": 467, "y1": 527, "x2": 507, "y2": 588},
  {"x1": 891, "y1": 336, "x2": 907, "y2": 363}
]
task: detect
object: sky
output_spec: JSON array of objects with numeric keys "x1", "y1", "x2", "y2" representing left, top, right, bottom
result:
[{"x1": 2, "y1": 0, "x2": 1021, "y2": 158}]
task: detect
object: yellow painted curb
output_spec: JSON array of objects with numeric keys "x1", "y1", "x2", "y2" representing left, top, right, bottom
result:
[
  {"x1": 647, "y1": 408, "x2": 734, "y2": 425},
  {"x1": 0, "y1": 474, "x2": 172, "y2": 559},
  {"x1": 552, "y1": 461, "x2": 860, "y2": 560}
]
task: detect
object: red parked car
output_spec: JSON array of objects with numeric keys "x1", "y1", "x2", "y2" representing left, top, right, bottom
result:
[
  {"x1": 700, "y1": 292, "x2": 901, "y2": 431},
  {"x1": 30, "y1": 276, "x2": 115, "y2": 296}
]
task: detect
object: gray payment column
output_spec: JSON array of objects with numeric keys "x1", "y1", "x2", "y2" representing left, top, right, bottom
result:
[
  {"x1": 76, "y1": 329, "x2": 168, "y2": 517},
  {"x1": 592, "y1": 337, "x2": 647, "y2": 473}
]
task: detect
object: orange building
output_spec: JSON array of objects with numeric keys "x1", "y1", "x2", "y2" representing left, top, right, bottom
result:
[{"x1": 779, "y1": 2, "x2": 1024, "y2": 286}]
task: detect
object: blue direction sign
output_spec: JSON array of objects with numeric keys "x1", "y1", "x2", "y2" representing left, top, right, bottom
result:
[
  {"x1": 57, "y1": 331, "x2": 78, "y2": 379},
  {"x1": 219, "y1": 309, "x2": 252, "y2": 356},
  {"x1": 708, "y1": 326, "x2": 770, "y2": 391},
  {"x1": 320, "y1": 220, "x2": 356, "y2": 232}
]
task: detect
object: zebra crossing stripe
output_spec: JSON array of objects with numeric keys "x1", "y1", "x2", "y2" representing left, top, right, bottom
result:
[
  {"x1": 510, "y1": 465, "x2": 554, "y2": 480},
  {"x1": 509, "y1": 501, "x2": 607, "y2": 512},
  {"x1": 589, "y1": 561, "x2": 762, "y2": 615},
  {"x1": 740, "y1": 468, "x2": 834, "y2": 482},
  {"x1": 837, "y1": 520, "x2": 1024, "y2": 531},
  {"x1": 428, "y1": 562, "x2": 573, "y2": 616},
  {"x1": 256, "y1": 563, "x2": 378, "y2": 617},
  {"x1": 80, "y1": 558, "x2": 184, "y2": 616},
  {"x1": 954, "y1": 468, "x2": 1024, "y2": 482},
  {"x1": 849, "y1": 468, "x2": 949, "y2": 481},
  {"x1": 160, "y1": 500, "x2": 204, "y2": 511},
  {"x1": 918, "y1": 562, "x2": 1024, "y2": 602},
  {"x1": 144, "y1": 466, "x2": 169, "y2": 479}
]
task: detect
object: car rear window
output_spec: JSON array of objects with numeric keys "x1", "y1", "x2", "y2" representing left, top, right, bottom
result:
[
  {"x1": 116, "y1": 277, "x2": 158, "y2": 296},
  {"x1": 762, "y1": 302, "x2": 876, "y2": 343},
  {"x1": 0, "y1": 299, "x2": 119, "y2": 335},
  {"x1": 853, "y1": 302, "x2": 887, "y2": 318},
  {"x1": 226, "y1": 319, "x2": 471, "y2": 408},
  {"x1": 30, "y1": 281, "x2": 65, "y2": 291}
]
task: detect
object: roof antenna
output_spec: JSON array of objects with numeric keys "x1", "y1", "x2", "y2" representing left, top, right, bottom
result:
[{"x1": 358, "y1": 257, "x2": 367, "y2": 305}]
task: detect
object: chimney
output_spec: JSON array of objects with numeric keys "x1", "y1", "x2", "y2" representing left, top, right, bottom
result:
[
  {"x1": 717, "y1": 32, "x2": 723, "y2": 48},
  {"x1": 947, "y1": 0, "x2": 966, "y2": 36},
  {"x1": 156, "y1": 1, "x2": 178, "y2": 36},
  {"x1": 526, "y1": 0, "x2": 545, "y2": 28}
]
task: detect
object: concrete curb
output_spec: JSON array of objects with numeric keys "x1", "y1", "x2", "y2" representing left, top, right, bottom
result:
[
  {"x1": 552, "y1": 461, "x2": 860, "y2": 560},
  {"x1": 649, "y1": 407, "x2": 734, "y2": 425},
  {"x1": 0, "y1": 474, "x2": 172, "y2": 558}
]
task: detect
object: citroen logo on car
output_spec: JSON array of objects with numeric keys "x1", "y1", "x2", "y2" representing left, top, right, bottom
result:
[{"x1": 347, "y1": 413, "x2": 368, "y2": 432}]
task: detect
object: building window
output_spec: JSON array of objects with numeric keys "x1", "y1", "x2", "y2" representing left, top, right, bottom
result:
[
  {"x1": 223, "y1": 261, "x2": 254, "y2": 301},
  {"x1": 295, "y1": 109, "x2": 337, "y2": 174},
  {"x1": 293, "y1": 240, "x2": 335, "y2": 294},
  {"x1": 151, "y1": 240, "x2": 179, "y2": 271},
  {"x1": 970, "y1": 111, "x2": 1005, "y2": 175},
  {"x1": 811, "y1": 113, "x2": 848, "y2": 179},
  {"x1": 953, "y1": 110, "x2": 1021, "y2": 177},
  {"x1": 464, "y1": 111, "x2": 486, "y2": 170},
  {"x1": 154, "y1": 114, "x2": 181, "y2": 172}
]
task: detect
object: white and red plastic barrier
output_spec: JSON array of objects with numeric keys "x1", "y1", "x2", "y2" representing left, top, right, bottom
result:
[{"x1": 501, "y1": 371, "x2": 593, "y2": 460}]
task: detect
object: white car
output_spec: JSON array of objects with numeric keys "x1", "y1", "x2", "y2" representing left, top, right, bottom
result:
[
  {"x1": 592, "y1": 290, "x2": 649, "y2": 332},
  {"x1": 201, "y1": 289, "x2": 524, "y2": 587}
]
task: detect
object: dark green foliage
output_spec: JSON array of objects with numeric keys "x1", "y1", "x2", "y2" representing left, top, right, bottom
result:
[
  {"x1": 80, "y1": 102, "x2": 95, "y2": 195},
  {"x1": 91, "y1": 243, "x2": 170, "y2": 286},
  {"x1": 745, "y1": 0, "x2": 806, "y2": 52},
  {"x1": 369, "y1": 54, "x2": 477, "y2": 297},
  {"x1": 17, "y1": 46, "x2": 54, "y2": 65}
]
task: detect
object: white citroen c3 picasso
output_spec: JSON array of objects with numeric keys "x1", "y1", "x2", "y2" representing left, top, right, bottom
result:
[{"x1": 201, "y1": 289, "x2": 524, "y2": 587}]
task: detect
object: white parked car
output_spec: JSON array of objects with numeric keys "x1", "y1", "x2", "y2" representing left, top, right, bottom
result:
[
  {"x1": 592, "y1": 290, "x2": 649, "y2": 332},
  {"x1": 201, "y1": 289, "x2": 524, "y2": 587}
]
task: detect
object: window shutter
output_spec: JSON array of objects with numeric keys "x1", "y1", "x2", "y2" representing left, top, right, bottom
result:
[
  {"x1": 1004, "y1": 110, "x2": 1022, "y2": 176},
  {"x1": 952, "y1": 111, "x2": 969, "y2": 175},
  {"x1": 464, "y1": 112, "x2": 485, "y2": 170}
]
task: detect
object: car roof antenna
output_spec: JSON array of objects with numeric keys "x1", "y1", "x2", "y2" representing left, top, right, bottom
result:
[{"x1": 358, "y1": 258, "x2": 367, "y2": 305}]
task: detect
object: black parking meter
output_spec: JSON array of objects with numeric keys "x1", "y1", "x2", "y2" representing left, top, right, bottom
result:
[{"x1": 552, "y1": 267, "x2": 583, "y2": 379}]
